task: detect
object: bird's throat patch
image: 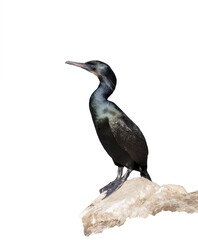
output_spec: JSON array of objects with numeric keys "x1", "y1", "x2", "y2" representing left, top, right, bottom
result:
[{"x1": 90, "y1": 71, "x2": 99, "y2": 77}]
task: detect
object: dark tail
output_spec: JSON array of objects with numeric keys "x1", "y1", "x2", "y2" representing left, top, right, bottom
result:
[{"x1": 140, "y1": 167, "x2": 152, "y2": 181}]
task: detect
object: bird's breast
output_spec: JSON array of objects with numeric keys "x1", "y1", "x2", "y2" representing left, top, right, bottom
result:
[{"x1": 89, "y1": 99, "x2": 121, "y2": 123}]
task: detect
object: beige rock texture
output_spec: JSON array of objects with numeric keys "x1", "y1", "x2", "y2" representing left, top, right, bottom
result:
[{"x1": 81, "y1": 177, "x2": 198, "y2": 236}]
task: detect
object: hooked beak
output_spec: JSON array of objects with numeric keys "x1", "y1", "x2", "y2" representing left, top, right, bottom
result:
[{"x1": 65, "y1": 61, "x2": 92, "y2": 72}]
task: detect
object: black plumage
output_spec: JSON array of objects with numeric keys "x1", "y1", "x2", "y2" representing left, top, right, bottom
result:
[{"x1": 66, "y1": 60, "x2": 151, "y2": 198}]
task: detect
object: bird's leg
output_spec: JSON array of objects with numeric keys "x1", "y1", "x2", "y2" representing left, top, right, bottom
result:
[
  {"x1": 116, "y1": 166, "x2": 123, "y2": 180},
  {"x1": 103, "y1": 169, "x2": 132, "y2": 199},
  {"x1": 99, "y1": 167, "x2": 123, "y2": 194}
]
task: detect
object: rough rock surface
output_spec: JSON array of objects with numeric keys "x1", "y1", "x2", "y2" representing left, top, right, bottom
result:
[{"x1": 81, "y1": 177, "x2": 198, "y2": 236}]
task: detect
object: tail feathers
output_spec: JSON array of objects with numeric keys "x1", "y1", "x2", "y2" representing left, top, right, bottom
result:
[{"x1": 140, "y1": 167, "x2": 152, "y2": 181}]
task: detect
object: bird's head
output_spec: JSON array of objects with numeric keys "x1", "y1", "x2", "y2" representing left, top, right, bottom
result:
[{"x1": 66, "y1": 60, "x2": 117, "y2": 89}]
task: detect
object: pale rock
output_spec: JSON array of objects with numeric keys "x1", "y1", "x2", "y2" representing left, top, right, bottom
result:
[{"x1": 81, "y1": 177, "x2": 198, "y2": 236}]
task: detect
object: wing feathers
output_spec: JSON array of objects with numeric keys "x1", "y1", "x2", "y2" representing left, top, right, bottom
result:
[{"x1": 109, "y1": 114, "x2": 148, "y2": 166}]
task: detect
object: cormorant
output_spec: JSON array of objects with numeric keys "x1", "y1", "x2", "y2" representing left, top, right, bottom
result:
[{"x1": 66, "y1": 60, "x2": 151, "y2": 198}]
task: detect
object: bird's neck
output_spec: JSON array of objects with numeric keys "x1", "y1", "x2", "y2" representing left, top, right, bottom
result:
[
  {"x1": 89, "y1": 75, "x2": 116, "y2": 119},
  {"x1": 93, "y1": 83, "x2": 112, "y2": 101},
  {"x1": 93, "y1": 75, "x2": 116, "y2": 100}
]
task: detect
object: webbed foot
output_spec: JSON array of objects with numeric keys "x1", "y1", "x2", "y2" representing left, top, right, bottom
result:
[
  {"x1": 101, "y1": 169, "x2": 132, "y2": 199},
  {"x1": 99, "y1": 180, "x2": 116, "y2": 194},
  {"x1": 103, "y1": 177, "x2": 125, "y2": 199},
  {"x1": 99, "y1": 167, "x2": 124, "y2": 194}
]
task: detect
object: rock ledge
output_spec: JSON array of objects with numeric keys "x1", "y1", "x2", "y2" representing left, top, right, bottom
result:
[{"x1": 81, "y1": 177, "x2": 198, "y2": 236}]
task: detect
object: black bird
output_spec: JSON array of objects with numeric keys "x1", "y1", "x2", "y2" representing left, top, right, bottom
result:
[{"x1": 66, "y1": 60, "x2": 151, "y2": 198}]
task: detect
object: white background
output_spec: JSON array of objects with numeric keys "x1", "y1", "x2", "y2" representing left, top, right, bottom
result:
[{"x1": 1, "y1": 0, "x2": 198, "y2": 239}]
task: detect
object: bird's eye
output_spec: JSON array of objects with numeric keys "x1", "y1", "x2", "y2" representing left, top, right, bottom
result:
[{"x1": 90, "y1": 64, "x2": 96, "y2": 71}]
